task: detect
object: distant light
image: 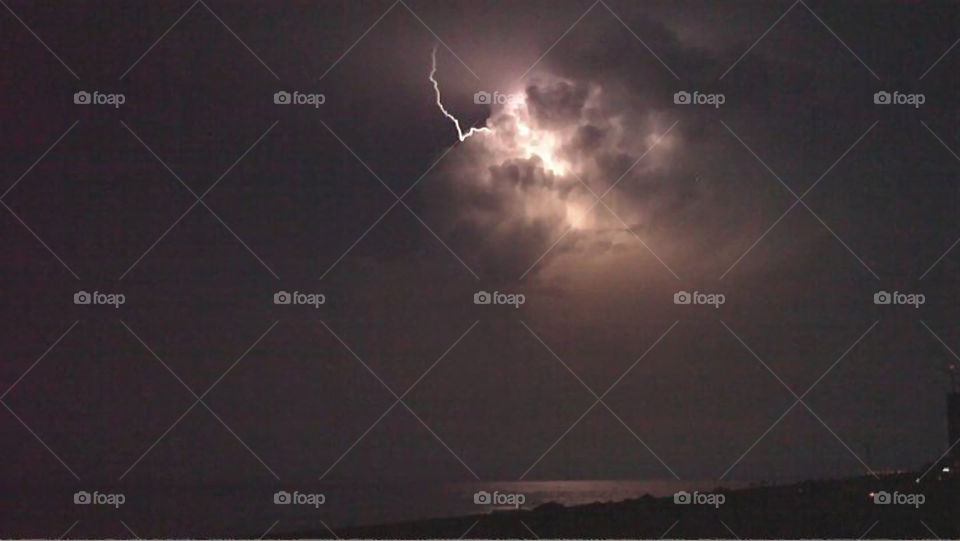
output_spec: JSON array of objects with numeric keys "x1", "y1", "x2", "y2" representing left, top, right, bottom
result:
[{"x1": 943, "y1": 466, "x2": 951, "y2": 473}]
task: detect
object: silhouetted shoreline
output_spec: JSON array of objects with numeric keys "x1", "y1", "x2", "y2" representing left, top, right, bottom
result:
[{"x1": 275, "y1": 472, "x2": 959, "y2": 538}]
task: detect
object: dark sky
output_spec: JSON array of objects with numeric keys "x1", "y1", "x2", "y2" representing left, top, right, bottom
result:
[{"x1": 2, "y1": 0, "x2": 960, "y2": 536}]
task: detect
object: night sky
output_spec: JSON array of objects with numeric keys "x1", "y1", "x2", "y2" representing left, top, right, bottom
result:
[{"x1": 2, "y1": 0, "x2": 960, "y2": 537}]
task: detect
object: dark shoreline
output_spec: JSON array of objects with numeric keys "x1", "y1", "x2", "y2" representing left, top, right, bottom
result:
[{"x1": 275, "y1": 472, "x2": 959, "y2": 539}]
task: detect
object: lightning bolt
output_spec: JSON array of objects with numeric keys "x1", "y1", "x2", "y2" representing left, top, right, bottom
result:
[{"x1": 430, "y1": 45, "x2": 490, "y2": 142}]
